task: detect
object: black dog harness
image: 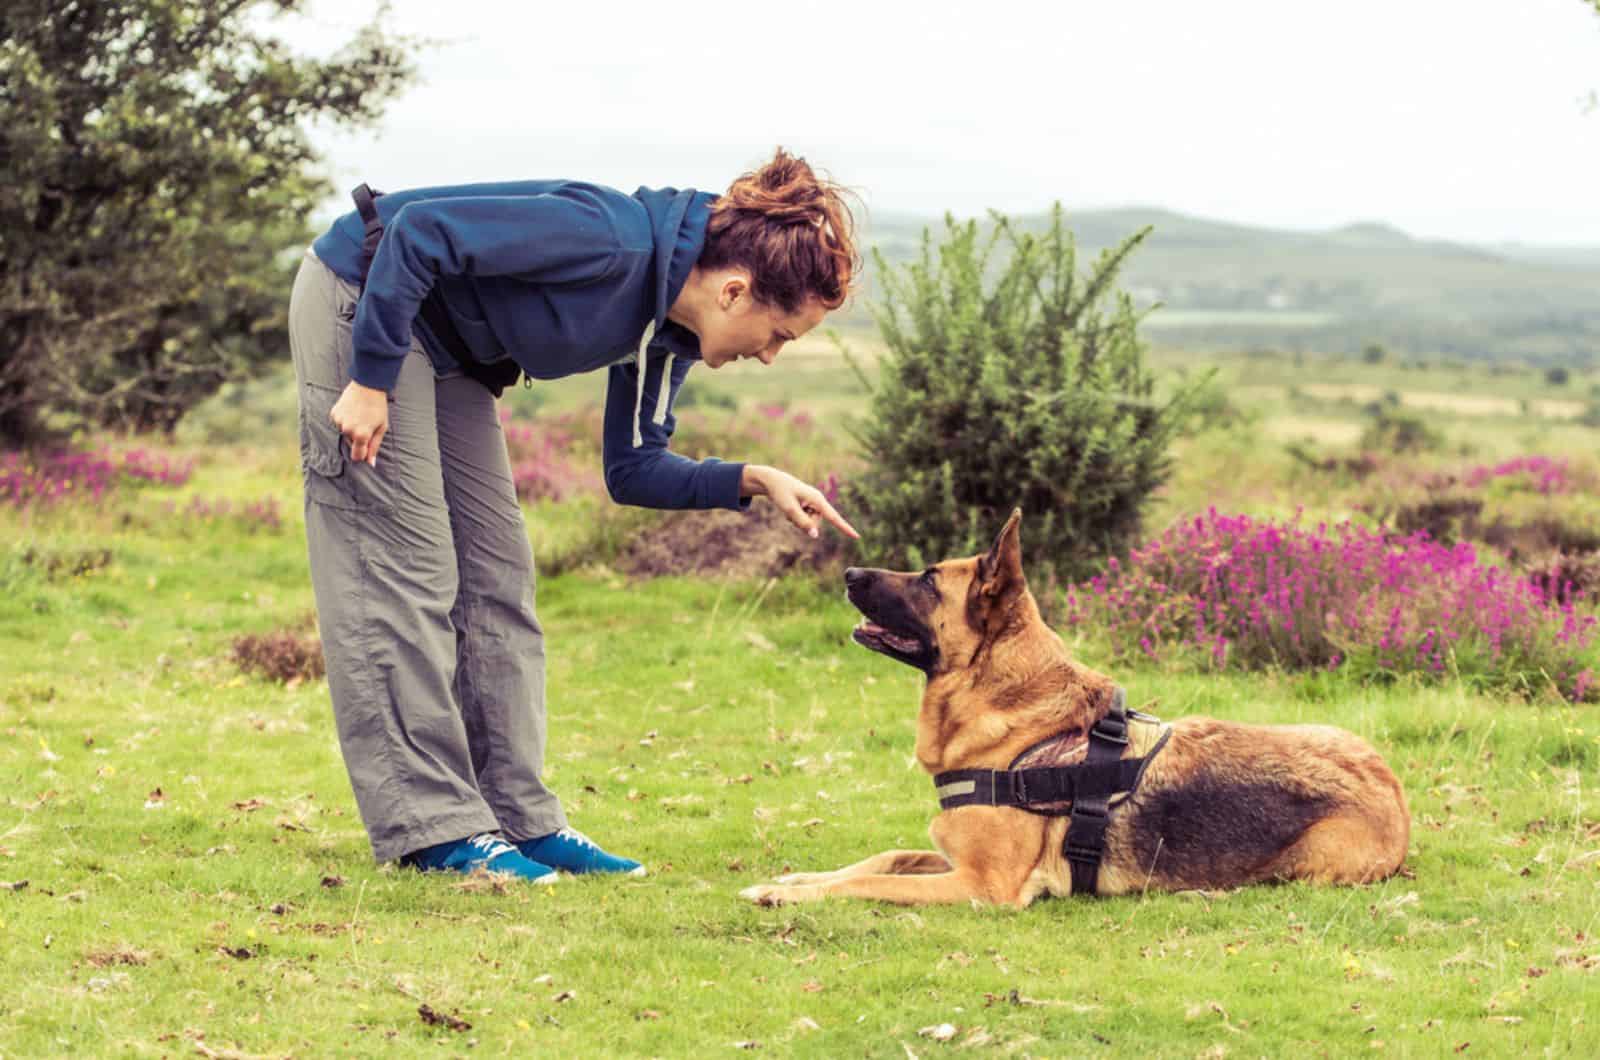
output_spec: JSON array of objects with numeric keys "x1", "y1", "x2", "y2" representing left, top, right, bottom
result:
[
  {"x1": 931, "y1": 689, "x2": 1170, "y2": 897},
  {"x1": 349, "y1": 183, "x2": 524, "y2": 396}
]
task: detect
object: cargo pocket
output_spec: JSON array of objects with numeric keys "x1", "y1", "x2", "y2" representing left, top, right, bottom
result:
[{"x1": 298, "y1": 381, "x2": 364, "y2": 511}]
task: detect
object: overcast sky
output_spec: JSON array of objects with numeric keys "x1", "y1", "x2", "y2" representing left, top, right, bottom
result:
[{"x1": 283, "y1": 0, "x2": 1600, "y2": 246}]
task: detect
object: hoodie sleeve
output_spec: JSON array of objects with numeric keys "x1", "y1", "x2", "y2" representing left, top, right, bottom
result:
[
  {"x1": 602, "y1": 355, "x2": 749, "y2": 511},
  {"x1": 351, "y1": 191, "x2": 621, "y2": 391}
]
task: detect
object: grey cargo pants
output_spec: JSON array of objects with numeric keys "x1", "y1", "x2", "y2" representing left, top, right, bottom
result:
[{"x1": 288, "y1": 249, "x2": 566, "y2": 862}]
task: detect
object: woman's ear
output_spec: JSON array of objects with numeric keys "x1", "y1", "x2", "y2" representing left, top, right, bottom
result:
[{"x1": 719, "y1": 273, "x2": 751, "y2": 312}]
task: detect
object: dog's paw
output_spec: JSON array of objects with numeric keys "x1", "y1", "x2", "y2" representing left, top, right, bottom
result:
[
  {"x1": 739, "y1": 883, "x2": 784, "y2": 906},
  {"x1": 739, "y1": 883, "x2": 821, "y2": 906}
]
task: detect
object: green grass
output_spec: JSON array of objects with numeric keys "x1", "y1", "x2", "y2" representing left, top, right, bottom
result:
[
  {"x1": 5, "y1": 350, "x2": 1600, "y2": 1056},
  {"x1": 3, "y1": 434, "x2": 1600, "y2": 1058}
]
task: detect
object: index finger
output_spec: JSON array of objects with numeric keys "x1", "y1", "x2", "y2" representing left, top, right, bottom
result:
[{"x1": 814, "y1": 496, "x2": 859, "y2": 539}]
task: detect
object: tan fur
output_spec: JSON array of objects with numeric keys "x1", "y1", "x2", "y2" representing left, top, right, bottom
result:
[{"x1": 741, "y1": 510, "x2": 1411, "y2": 907}]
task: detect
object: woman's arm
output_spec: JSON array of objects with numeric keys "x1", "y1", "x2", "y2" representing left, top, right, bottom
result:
[
  {"x1": 601, "y1": 356, "x2": 746, "y2": 510},
  {"x1": 351, "y1": 190, "x2": 622, "y2": 393},
  {"x1": 602, "y1": 355, "x2": 857, "y2": 538}
]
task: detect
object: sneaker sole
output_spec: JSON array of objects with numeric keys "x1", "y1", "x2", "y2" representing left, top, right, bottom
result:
[{"x1": 484, "y1": 868, "x2": 561, "y2": 884}]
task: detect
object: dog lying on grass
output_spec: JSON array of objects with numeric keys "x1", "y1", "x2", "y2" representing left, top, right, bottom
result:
[{"x1": 741, "y1": 510, "x2": 1410, "y2": 907}]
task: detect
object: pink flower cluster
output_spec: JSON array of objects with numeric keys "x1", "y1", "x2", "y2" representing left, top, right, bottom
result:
[
  {"x1": 1064, "y1": 509, "x2": 1598, "y2": 701},
  {"x1": 754, "y1": 403, "x2": 814, "y2": 432},
  {"x1": 500, "y1": 411, "x2": 602, "y2": 503},
  {"x1": 1461, "y1": 455, "x2": 1578, "y2": 496},
  {"x1": 120, "y1": 448, "x2": 196, "y2": 487},
  {"x1": 2, "y1": 448, "x2": 195, "y2": 507}
]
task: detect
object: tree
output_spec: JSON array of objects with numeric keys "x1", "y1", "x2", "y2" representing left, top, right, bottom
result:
[
  {"x1": 844, "y1": 207, "x2": 1211, "y2": 585},
  {"x1": 0, "y1": 1, "x2": 416, "y2": 447}
]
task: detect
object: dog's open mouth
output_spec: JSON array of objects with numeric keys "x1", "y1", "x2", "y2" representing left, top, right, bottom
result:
[{"x1": 852, "y1": 620, "x2": 924, "y2": 657}]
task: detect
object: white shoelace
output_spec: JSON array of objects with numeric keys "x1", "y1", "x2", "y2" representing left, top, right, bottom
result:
[
  {"x1": 466, "y1": 833, "x2": 517, "y2": 864},
  {"x1": 555, "y1": 827, "x2": 598, "y2": 851}
]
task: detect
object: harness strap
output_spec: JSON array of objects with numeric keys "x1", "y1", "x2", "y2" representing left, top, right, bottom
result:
[
  {"x1": 930, "y1": 688, "x2": 1168, "y2": 899},
  {"x1": 933, "y1": 757, "x2": 1145, "y2": 810},
  {"x1": 347, "y1": 184, "x2": 523, "y2": 397},
  {"x1": 1066, "y1": 702, "x2": 1132, "y2": 896}
]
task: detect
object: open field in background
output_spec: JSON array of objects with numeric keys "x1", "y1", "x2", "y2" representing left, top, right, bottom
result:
[
  {"x1": 856, "y1": 208, "x2": 1600, "y2": 361},
  {"x1": 4, "y1": 344, "x2": 1600, "y2": 1055}
]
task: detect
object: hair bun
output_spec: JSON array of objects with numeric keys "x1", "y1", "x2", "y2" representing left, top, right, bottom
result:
[{"x1": 702, "y1": 147, "x2": 862, "y2": 312}]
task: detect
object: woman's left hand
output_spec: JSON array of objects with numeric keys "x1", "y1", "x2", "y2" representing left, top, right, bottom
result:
[{"x1": 741, "y1": 465, "x2": 859, "y2": 540}]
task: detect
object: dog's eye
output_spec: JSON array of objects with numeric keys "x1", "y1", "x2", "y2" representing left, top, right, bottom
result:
[{"x1": 920, "y1": 568, "x2": 937, "y2": 585}]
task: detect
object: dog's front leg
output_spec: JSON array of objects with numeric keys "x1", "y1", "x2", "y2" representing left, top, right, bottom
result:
[
  {"x1": 742, "y1": 865, "x2": 1019, "y2": 907},
  {"x1": 773, "y1": 849, "x2": 951, "y2": 886}
]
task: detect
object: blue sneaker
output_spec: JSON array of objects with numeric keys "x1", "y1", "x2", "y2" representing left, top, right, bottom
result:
[
  {"x1": 401, "y1": 832, "x2": 560, "y2": 883},
  {"x1": 516, "y1": 827, "x2": 645, "y2": 877}
]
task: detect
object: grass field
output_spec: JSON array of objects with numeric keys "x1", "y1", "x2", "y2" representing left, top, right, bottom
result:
[{"x1": 3, "y1": 349, "x2": 1599, "y2": 1057}]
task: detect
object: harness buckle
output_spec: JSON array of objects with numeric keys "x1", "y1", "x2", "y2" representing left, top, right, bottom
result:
[
  {"x1": 1064, "y1": 801, "x2": 1110, "y2": 864},
  {"x1": 1064, "y1": 846, "x2": 1099, "y2": 866},
  {"x1": 1068, "y1": 800, "x2": 1108, "y2": 825},
  {"x1": 1093, "y1": 712, "x2": 1129, "y2": 747}
]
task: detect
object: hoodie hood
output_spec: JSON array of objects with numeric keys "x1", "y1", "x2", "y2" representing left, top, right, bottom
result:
[
  {"x1": 627, "y1": 186, "x2": 716, "y2": 444},
  {"x1": 632, "y1": 186, "x2": 718, "y2": 360}
]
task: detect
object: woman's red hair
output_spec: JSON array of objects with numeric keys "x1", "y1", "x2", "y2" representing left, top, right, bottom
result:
[{"x1": 700, "y1": 148, "x2": 861, "y2": 313}]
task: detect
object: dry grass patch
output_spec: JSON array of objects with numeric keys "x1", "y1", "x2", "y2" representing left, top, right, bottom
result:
[{"x1": 231, "y1": 622, "x2": 325, "y2": 684}]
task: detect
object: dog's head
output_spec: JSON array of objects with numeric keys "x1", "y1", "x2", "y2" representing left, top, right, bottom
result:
[{"x1": 845, "y1": 508, "x2": 1030, "y2": 674}]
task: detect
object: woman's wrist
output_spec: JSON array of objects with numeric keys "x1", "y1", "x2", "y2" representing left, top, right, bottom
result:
[{"x1": 740, "y1": 464, "x2": 772, "y2": 497}]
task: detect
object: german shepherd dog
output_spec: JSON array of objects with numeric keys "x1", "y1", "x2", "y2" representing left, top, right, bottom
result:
[{"x1": 741, "y1": 511, "x2": 1410, "y2": 907}]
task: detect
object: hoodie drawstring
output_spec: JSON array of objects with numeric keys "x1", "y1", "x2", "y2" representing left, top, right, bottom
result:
[
  {"x1": 652, "y1": 353, "x2": 675, "y2": 427},
  {"x1": 630, "y1": 324, "x2": 675, "y2": 447}
]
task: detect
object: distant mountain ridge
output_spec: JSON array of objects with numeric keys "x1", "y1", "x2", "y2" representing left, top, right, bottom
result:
[{"x1": 850, "y1": 207, "x2": 1600, "y2": 361}]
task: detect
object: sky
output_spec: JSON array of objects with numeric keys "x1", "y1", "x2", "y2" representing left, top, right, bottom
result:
[{"x1": 281, "y1": 0, "x2": 1600, "y2": 246}]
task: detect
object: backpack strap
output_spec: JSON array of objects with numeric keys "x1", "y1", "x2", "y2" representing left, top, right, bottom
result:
[
  {"x1": 352, "y1": 183, "x2": 384, "y2": 283},
  {"x1": 345, "y1": 184, "x2": 522, "y2": 397}
]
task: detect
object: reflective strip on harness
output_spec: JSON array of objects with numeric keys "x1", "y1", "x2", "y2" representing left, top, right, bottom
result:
[{"x1": 934, "y1": 778, "x2": 977, "y2": 801}]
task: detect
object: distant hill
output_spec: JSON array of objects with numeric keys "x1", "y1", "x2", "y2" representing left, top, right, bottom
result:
[
  {"x1": 1491, "y1": 243, "x2": 1600, "y2": 268},
  {"x1": 845, "y1": 207, "x2": 1600, "y2": 363}
]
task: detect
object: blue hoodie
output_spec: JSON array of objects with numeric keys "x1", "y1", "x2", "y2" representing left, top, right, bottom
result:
[{"x1": 310, "y1": 180, "x2": 746, "y2": 511}]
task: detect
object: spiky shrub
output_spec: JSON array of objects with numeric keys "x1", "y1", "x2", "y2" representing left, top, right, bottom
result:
[{"x1": 845, "y1": 207, "x2": 1210, "y2": 582}]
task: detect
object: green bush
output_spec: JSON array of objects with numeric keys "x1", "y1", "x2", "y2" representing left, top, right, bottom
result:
[
  {"x1": 1359, "y1": 407, "x2": 1442, "y2": 455},
  {"x1": 843, "y1": 206, "x2": 1209, "y2": 582},
  {"x1": 0, "y1": 1, "x2": 415, "y2": 445}
]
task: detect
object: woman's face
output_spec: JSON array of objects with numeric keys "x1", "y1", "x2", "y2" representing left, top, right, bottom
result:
[{"x1": 697, "y1": 281, "x2": 828, "y2": 369}]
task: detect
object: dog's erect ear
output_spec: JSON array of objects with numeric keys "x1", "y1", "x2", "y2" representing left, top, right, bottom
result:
[{"x1": 976, "y1": 508, "x2": 1025, "y2": 600}]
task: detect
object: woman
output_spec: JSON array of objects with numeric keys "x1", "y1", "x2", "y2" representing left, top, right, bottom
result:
[{"x1": 288, "y1": 148, "x2": 859, "y2": 881}]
